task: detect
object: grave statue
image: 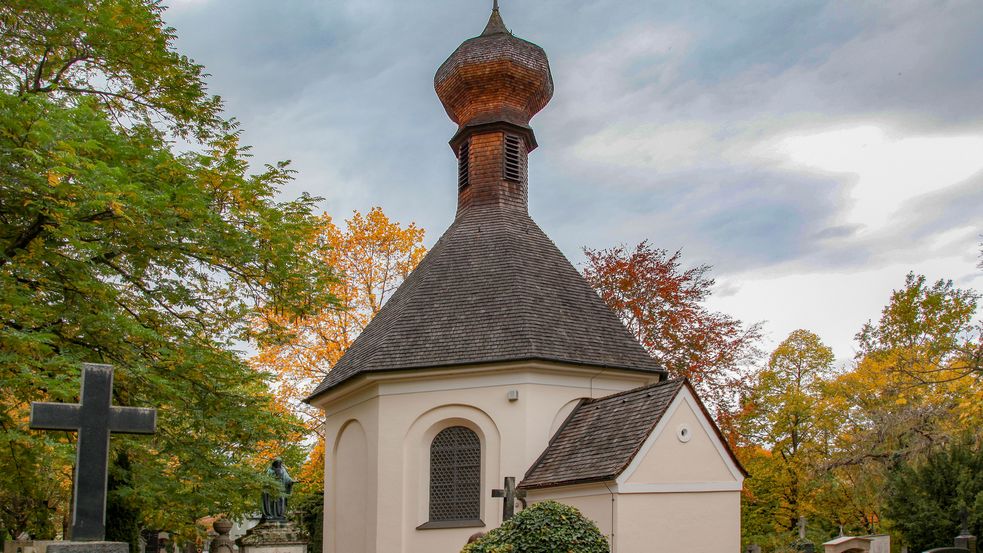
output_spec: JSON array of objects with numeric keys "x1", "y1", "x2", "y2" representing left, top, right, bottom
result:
[
  {"x1": 238, "y1": 459, "x2": 307, "y2": 553},
  {"x1": 261, "y1": 458, "x2": 294, "y2": 522}
]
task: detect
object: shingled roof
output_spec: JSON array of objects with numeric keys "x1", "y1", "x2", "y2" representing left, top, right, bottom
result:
[
  {"x1": 306, "y1": 204, "x2": 664, "y2": 400},
  {"x1": 520, "y1": 379, "x2": 693, "y2": 490}
]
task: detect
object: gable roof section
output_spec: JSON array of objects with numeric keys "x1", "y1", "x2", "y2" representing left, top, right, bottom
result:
[
  {"x1": 306, "y1": 204, "x2": 664, "y2": 401},
  {"x1": 519, "y1": 379, "x2": 746, "y2": 490}
]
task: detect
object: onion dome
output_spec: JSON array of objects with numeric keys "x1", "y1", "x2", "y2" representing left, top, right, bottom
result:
[{"x1": 434, "y1": 4, "x2": 554, "y2": 149}]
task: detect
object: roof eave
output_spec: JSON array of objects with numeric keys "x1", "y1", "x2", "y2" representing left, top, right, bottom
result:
[{"x1": 304, "y1": 357, "x2": 666, "y2": 405}]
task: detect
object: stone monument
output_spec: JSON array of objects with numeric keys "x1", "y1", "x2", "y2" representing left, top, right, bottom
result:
[
  {"x1": 793, "y1": 516, "x2": 816, "y2": 553},
  {"x1": 955, "y1": 510, "x2": 978, "y2": 553},
  {"x1": 235, "y1": 460, "x2": 307, "y2": 553},
  {"x1": 28, "y1": 364, "x2": 157, "y2": 553},
  {"x1": 207, "y1": 520, "x2": 235, "y2": 553}
]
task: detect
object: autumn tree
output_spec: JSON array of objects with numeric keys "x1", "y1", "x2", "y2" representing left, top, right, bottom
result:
[
  {"x1": 254, "y1": 207, "x2": 426, "y2": 487},
  {"x1": 740, "y1": 330, "x2": 838, "y2": 535},
  {"x1": 582, "y1": 241, "x2": 762, "y2": 416},
  {"x1": 0, "y1": 0, "x2": 334, "y2": 541},
  {"x1": 858, "y1": 273, "x2": 981, "y2": 385},
  {"x1": 794, "y1": 274, "x2": 982, "y2": 544}
]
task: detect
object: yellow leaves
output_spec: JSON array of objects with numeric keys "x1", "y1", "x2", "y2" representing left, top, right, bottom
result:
[
  {"x1": 46, "y1": 171, "x2": 60, "y2": 186},
  {"x1": 252, "y1": 207, "x2": 426, "y2": 430}
]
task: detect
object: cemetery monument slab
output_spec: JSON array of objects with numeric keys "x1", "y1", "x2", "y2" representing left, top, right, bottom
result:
[{"x1": 29, "y1": 363, "x2": 157, "y2": 553}]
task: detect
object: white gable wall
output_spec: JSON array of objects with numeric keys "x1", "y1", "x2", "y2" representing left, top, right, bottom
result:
[
  {"x1": 620, "y1": 387, "x2": 742, "y2": 490},
  {"x1": 614, "y1": 386, "x2": 743, "y2": 552},
  {"x1": 526, "y1": 385, "x2": 743, "y2": 553}
]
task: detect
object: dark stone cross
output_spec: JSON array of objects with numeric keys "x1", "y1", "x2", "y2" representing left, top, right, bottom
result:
[
  {"x1": 30, "y1": 363, "x2": 156, "y2": 542},
  {"x1": 491, "y1": 476, "x2": 526, "y2": 521}
]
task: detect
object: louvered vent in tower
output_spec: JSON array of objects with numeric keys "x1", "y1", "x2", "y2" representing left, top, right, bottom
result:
[
  {"x1": 504, "y1": 134, "x2": 522, "y2": 182},
  {"x1": 457, "y1": 139, "x2": 470, "y2": 190}
]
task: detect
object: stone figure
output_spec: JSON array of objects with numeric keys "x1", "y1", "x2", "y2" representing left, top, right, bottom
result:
[{"x1": 261, "y1": 458, "x2": 294, "y2": 522}]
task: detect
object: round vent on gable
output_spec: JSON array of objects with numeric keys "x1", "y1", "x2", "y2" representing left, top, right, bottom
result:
[{"x1": 677, "y1": 424, "x2": 692, "y2": 443}]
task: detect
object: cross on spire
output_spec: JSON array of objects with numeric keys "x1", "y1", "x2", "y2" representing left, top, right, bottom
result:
[
  {"x1": 491, "y1": 477, "x2": 526, "y2": 521},
  {"x1": 493, "y1": 0, "x2": 499, "y2": 11},
  {"x1": 30, "y1": 364, "x2": 156, "y2": 541}
]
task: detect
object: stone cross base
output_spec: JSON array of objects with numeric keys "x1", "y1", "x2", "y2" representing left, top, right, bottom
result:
[
  {"x1": 44, "y1": 542, "x2": 128, "y2": 553},
  {"x1": 235, "y1": 522, "x2": 308, "y2": 553}
]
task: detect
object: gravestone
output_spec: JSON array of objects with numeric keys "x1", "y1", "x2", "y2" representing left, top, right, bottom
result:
[
  {"x1": 955, "y1": 511, "x2": 977, "y2": 553},
  {"x1": 29, "y1": 364, "x2": 157, "y2": 553},
  {"x1": 491, "y1": 477, "x2": 526, "y2": 521},
  {"x1": 793, "y1": 516, "x2": 816, "y2": 553}
]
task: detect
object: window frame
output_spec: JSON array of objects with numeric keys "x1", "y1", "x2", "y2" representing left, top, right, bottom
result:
[{"x1": 417, "y1": 425, "x2": 484, "y2": 529}]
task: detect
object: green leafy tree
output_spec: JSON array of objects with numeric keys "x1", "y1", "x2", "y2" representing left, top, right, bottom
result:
[
  {"x1": 0, "y1": 0, "x2": 335, "y2": 542},
  {"x1": 462, "y1": 501, "x2": 609, "y2": 553},
  {"x1": 884, "y1": 439, "x2": 983, "y2": 552},
  {"x1": 857, "y1": 272, "x2": 981, "y2": 384}
]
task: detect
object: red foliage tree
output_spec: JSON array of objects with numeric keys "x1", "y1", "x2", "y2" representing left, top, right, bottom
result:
[{"x1": 583, "y1": 241, "x2": 762, "y2": 419}]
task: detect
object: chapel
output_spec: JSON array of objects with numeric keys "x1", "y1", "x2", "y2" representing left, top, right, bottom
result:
[{"x1": 305, "y1": 6, "x2": 746, "y2": 552}]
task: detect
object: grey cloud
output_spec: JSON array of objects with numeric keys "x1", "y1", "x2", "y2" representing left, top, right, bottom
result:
[{"x1": 162, "y1": 0, "x2": 983, "y2": 280}]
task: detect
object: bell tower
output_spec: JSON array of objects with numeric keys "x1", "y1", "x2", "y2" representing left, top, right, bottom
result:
[{"x1": 434, "y1": 3, "x2": 554, "y2": 216}]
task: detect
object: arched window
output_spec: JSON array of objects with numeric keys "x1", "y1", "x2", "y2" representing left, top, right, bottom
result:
[{"x1": 429, "y1": 426, "x2": 481, "y2": 523}]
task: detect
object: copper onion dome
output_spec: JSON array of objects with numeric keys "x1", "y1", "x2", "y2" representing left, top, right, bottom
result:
[{"x1": 434, "y1": 4, "x2": 554, "y2": 150}]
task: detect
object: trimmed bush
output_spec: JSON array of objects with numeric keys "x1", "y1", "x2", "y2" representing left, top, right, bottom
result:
[{"x1": 462, "y1": 500, "x2": 609, "y2": 553}]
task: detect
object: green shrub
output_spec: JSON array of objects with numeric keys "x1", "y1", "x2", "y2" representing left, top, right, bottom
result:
[{"x1": 462, "y1": 500, "x2": 609, "y2": 553}]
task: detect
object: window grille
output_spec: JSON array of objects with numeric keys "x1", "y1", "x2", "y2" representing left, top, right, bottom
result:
[
  {"x1": 503, "y1": 134, "x2": 522, "y2": 182},
  {"x1": 429, "y1": 426, "x2": 481, "y2": 522},
  {"x1": 458, "y1": 140, "x2": 470, "y2": 190}
]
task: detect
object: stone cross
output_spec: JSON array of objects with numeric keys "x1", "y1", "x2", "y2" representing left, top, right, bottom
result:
[
  {"x1": 30, "y1": 363, "x2": 156, "y2": 541},
  {"x1": 491, "y1": 477, "x2": 526, "y2": 521}
]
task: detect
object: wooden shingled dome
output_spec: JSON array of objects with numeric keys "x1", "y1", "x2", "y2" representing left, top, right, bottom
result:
[{"x1": 434, "y1": 6, "x2": 554, "y2": 139}]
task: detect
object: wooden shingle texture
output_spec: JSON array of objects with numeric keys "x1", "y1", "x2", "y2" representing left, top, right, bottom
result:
[
  {"x1": 306, "y1": 204, "x2": 664, "y2": 400},
  {"x1": 520, "y1": 379, "x2": 686, "y2": 490}
]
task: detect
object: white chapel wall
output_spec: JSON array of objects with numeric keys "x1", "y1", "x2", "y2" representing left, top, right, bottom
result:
[
  {"x1": 332, "y1": 420, "x2": 368, "y2": 553},
  {"x1": 617, "y1": 491, "x2": 740, "y2": 553},
  {"x1": 317, "y1": 362, "x2": 657, "y2": 553},
  {"x1": 613, "y1": 386, "x2": 743, "y2": 552},
  {"x1": 320, "y1": 390, "x2": 380, "y2": 553}
]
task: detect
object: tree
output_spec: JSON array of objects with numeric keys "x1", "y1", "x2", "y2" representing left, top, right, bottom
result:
[
  {"x1": 0, "y1": 0, "x2": 335, "y2": 541},
  {"x1": 253, "y1": 207, "x2": 426, "y2": 488},
  {"x1": 857, "y1": 273, "x2": 981, "y2": 384},
  {"x1": 884, "y1": 439, "x2": 983, "y2": 552},
  {"x1": 582, "y1": 241, "x2": 762, "y2": 417},
  {"x1": 739, "y1": 330, "x2": 838, "y2": 534}
]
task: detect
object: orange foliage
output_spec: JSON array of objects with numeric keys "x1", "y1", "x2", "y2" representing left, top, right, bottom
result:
[
  {"x1": 582, "y1": 241, "x2": 762, "y2": 417},
  {"x1": 252, "y1": 207, "x2": 426, "y2": 432}
]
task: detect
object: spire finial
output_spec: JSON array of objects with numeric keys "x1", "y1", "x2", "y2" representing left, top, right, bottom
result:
[{"x1": 482, "y1": 0, "x2": 509, "y2": 36}]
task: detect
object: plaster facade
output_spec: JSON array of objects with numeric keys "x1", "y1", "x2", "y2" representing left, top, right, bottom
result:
[
  {"x1": 527, "y1": 386, "x2": 744, "y2": 553},
  {"x1": 314, "y1": 361, "x2": 656, "y2": 553}
]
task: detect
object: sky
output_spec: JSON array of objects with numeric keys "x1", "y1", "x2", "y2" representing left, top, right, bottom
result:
[{"x1": 161, "y1": 0, "x2": 983, "y2": 363}]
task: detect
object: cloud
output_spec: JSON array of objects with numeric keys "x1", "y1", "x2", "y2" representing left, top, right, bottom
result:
[
  {"x1": 769, "y1": 125, "x2": 983, "y2": 229},
  {"x1": 160, "y1": 0, "x2": 983, "y2": 358}
]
